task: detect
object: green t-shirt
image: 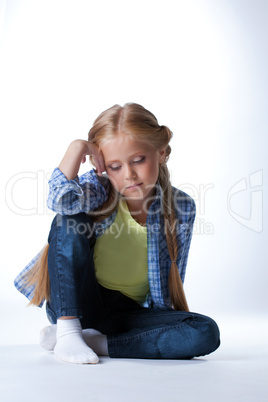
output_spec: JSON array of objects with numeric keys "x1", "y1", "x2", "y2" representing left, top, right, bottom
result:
[{"x1": 93, "y1": 198, "x2": 149, "y2": 303}]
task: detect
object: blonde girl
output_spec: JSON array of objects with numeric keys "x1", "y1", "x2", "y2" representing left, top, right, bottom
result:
[{"x1": 14, "y1": 103, "x2": 220, "y2": 364}]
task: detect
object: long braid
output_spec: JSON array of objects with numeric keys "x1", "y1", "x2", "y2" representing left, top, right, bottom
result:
[{"x1": 158, "y1": 163, "x2": 189, "y2": 311}]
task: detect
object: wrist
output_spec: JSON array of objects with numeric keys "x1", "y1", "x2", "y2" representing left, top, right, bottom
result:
[{"x1": 70, "y1": 139, "x2": 89, "y2": 156}]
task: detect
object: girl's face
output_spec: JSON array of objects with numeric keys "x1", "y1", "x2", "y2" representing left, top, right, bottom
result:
[{"x1": 101, "y1": 134, "x2": 165, "y2": 212}]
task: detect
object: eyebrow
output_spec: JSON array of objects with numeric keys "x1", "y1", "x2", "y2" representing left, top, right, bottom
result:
[{"x1": 105, "y1": 151, "x2": 146, "y2": 165}]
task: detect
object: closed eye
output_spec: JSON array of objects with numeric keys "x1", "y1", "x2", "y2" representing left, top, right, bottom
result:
[
  {"x1": 109, "y1": 166, "x2": 121, "y2": 171},
  {"x1": 109, "y1": 157, "x2": 146, "y2": 171},
  {"x1": 133, "y1": 157, "x2": 145, "y2": 164}
]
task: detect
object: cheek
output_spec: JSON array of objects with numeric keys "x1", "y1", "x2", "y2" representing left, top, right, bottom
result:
[{"x1": 146, "y1": 161, "x2": 159, "y2": 178}]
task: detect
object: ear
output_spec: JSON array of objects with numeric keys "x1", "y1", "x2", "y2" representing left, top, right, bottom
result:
[{"x1": 158, "y1": 148, "x2": 166, "y2": 163}]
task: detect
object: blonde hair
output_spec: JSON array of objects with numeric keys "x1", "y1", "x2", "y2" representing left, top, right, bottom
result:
[{"x1": 25, "y1": 102, "x2": 189, "y2": 311}]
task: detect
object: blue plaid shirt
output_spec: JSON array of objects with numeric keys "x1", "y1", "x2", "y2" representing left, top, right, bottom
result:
[{"x1": 14, "y1": 167, "x2": 196, "y2": 310}]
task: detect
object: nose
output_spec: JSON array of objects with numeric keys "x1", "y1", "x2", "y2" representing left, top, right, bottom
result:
[{"x1": 125, "y1": 164, "x2": 137, "y2": 181}]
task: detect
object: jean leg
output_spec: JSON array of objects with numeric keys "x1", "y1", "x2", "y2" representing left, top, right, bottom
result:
[
  {"x1": 46, "y1": 213, "x2": 105, "y2": 326},
  {"x1": 106, "y1": 310, "x2": 220, "y2": 359}
]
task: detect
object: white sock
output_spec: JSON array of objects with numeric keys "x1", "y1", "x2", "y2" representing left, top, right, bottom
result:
[
  {"x1": 54, "y1": 318, "x2": 99, "y2": 364},
  {"x1": 82, "y1": 328, "x2": 108, "y2": 356},
  {"x1": 40, "y1": 325, "x2": 57, "y2": 351},
  {"x1": 40, "y1": 323, "x2": 108, "y2": 356}
]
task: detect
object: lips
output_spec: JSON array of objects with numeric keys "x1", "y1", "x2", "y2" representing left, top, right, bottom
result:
[{"x1": 127, "y1": 183, "x2": 142, "y2": 189}]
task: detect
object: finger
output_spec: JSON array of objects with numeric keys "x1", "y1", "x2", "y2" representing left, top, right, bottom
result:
[
  {"x1": 97, "y1": 165, "x2": 103, "y2": 176},
  {"x1": 92, "y1": 148, "x2": 105, "y2": 175},
  {"x1": 98, "y1": 151, "x2": 106, "y2": 174},
  {"x1": 93, "y1": 159, "x2": 102, "y2": 176}
]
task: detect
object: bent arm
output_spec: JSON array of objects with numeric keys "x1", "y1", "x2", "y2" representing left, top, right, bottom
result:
[
  {"x1": 58, "y1": 139, "x2": 105, "y2": 180},
  {"x1": 47, "y1": 140, "x2": 109, "y2": 215}
]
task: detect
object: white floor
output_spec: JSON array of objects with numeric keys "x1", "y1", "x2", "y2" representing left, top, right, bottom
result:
[{"x1": 1, "y1": 314, "x2": 268, "y2": 402}]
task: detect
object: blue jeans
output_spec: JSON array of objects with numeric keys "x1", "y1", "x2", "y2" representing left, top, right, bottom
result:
[{"x1": 46, "y1": 213, "x2": 220, "y2": 359}]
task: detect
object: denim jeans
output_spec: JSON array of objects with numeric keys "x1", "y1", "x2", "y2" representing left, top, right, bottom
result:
[{"x1": 46, "y1": 213, "x2": 220, "y2": 359}]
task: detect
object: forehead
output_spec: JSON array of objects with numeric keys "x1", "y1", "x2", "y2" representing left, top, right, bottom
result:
[{"x1": 100, "y1": 134, "x2": 154, "y2": 162}]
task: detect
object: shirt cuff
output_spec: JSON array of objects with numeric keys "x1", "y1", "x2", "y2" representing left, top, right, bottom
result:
[{"x1": 48, "y1": 167, "x2": 83, "y2": 195}]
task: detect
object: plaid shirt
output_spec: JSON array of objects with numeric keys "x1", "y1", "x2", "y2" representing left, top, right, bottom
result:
[{"x1": 14, "y1": 167, "x2": 196, "y2": 310}]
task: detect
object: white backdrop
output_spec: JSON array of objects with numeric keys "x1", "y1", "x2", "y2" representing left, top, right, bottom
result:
[{"x1": 0, "y1": 0, "x2": 267, "y2": 344}]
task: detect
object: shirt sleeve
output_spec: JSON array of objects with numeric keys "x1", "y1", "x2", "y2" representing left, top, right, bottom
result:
[{"x1": 47, "y1": 167, "x2": 110, "y2": 215}]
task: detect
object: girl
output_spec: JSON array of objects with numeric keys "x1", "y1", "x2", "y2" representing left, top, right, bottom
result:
[{"x1": 14, "y1": 102, "x2": 220, "y2": 364}]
